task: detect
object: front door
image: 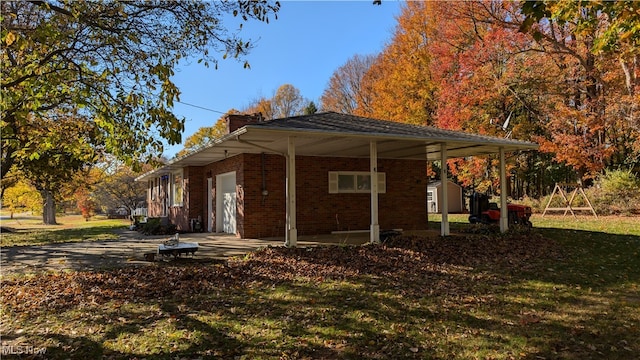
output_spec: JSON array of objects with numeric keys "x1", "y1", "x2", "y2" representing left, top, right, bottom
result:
[{"x1": 216, "y1": 172, "x2": 237, "y2": 234}]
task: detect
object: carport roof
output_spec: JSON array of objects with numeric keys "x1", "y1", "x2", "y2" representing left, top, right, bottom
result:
[{"x1": 137, "y1": 112, "x2": 538, "y2": 181}]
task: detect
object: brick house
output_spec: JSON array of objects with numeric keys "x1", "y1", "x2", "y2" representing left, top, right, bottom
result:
[{"x1": 136, "y1": 112, "x2": 537, "y2": 245}]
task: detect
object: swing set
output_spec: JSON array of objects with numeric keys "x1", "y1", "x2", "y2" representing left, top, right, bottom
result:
[{"x1": 542, "y1": 183, "x2": 598, "y2": 218}]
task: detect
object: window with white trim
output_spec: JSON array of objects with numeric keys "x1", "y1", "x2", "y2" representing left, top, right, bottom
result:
[
  {"x1": 172, "y1": 171, "x2": 183, "y2": 206},
  {"x1": 328, "y1": 171, "x2": 386, "y2": 194}
]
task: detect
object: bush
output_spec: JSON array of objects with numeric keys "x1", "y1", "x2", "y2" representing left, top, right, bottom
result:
[
  {"x1": 594, "y1": 169, "x2": 640, "y2": 215},
  {"x1": 139, "y1": 218, "x2": 177, "y2": 235},
  {"x1": 517, "y1": 195, "x2": 543, "y2": 213}
]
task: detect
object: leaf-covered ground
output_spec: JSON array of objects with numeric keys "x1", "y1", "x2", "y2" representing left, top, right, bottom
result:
[{"x1": 1, "y1": 231, "x2": 639, "y2": 359}]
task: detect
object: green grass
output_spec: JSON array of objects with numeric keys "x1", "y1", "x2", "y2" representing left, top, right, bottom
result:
[
  {"x1": 1, "y1": 214, "x2": 639, "y2": 359},
  {"x1": 0, "y1": 214, "x2": 129, "y2": 246},
  {"x1": 429, "y1": 213, "x2": 640, "y2": 236}
]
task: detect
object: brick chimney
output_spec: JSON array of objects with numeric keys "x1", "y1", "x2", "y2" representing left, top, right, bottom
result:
[{"x1": 225, "y1": 113, "x2": 263, "y2": 133}]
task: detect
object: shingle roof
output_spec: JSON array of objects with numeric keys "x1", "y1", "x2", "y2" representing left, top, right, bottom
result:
[
  {"x1": 137, "y1": 112, "x2": 538, "y2": 181},
  {"x1": 247, "y1": 112, "x2": 535, "y2": 148}
]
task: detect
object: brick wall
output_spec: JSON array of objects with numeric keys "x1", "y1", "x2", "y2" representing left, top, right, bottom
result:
[
  {"x1": 241, "y1": 153, "x2": 287, "y2": 238},
  {"x1": 153, "y1": 153, "x2": 428, "y2": 238},
  {"x1": 292, "y1": 156, "x2": 428, "y2": 235},
  {"x1": 237, "y1": 154, "x2": 428, "y2": 238},
  {"x1": 146, "y1": 176, "x2": 168, "y2": 218},
  {"x1": 170, "y1": 166, "x2": 205, "y2": 231}
]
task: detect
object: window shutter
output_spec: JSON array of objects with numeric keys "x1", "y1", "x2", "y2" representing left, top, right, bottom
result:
[
  {"x1": 328, "y1": 172, "x2": 339, "y2": 193},
  {"x1": 377, "y1": 173, "x2": 386, "y2": 193}
]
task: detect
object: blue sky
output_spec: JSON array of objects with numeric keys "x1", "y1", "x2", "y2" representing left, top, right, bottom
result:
[{"x1": 165, "y1": 0, "x2": 403, "y2": 157}]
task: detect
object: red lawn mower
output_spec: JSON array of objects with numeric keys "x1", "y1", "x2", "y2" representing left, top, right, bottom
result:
[{"x1": 468, "y1": 192, "x2": 533, "y2": 228}]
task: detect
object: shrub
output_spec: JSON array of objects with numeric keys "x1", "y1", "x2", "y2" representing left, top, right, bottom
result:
[
  {"x1": 139, "y1": 218, "x2": 177, "y2": 235},
  {"x1": 594, "y1": 169, "x2": 640, "y2": 215}
]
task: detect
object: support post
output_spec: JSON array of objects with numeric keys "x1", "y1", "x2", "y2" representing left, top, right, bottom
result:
[
  {"x1": 440, "y1": 144, "x2": 450, "y2": 236},
  {"x1": 285, "y1": 137, "x2": 297, "y2": 247},
  {"x1": 499, "y1": 147, "x2": 508, "y2": 233},
  {"x1": 370, "y1": 140, "x2": 380, "y2": 244}
]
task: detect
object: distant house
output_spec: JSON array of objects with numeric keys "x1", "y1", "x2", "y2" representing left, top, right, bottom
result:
[
  {"x1": 136, "y1": 112, "x2": 537, "y2": 243},
  {"x1": 427, "y1": 180, "x2": 464, "y2": 214},
  {"x1": 107, "y1": 206, "x2": 130, "y2": 219}
]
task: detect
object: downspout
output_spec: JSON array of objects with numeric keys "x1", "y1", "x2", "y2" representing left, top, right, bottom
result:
[{"x1": 235, "y1": 137, "x2": 292, "y2": 243}]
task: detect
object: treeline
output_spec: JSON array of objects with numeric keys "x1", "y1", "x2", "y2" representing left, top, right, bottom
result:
[{"x1": 320, "y1": 1, "x2": 639, "y2": 198}]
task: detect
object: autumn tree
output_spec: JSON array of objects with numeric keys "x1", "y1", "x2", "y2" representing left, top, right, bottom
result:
[
  {"x1": 12, "y1": 112, "x2": 98, "y2": 224},
  {"x1": 421, "y1": 2, "x2": 553, "y2": 193},
  {"x1": 271, "y1": 84, "x2": 305, "y2": 119},
  {"x1": 1, "y1": 0, "x2": 280, "y2": 182},
  {"x1": 354, "y1": 1, "x2": 637, "y2": 192},
  {"x1": 244, "y1": 84, "x2": 309, "y2": 120},
  {"x1": 1, "y1": 180, "x2": 41, "y2": 218},
  {"x1": 244, "y1": 97, "x2": 275, "y2": 120},
  {"x1": 358, "y1": 1, "x2": 437, "y2": 125},
  {"x1": 361, "y1": 2, "x2": 563, "y2": 196},
  {"x1": 518, "y1": 0, "x2": 640, "y2": 176},
  {"x1": 93, "y1": 159, "x2": 150, "y2": 218},
  {"x1": 320, "y1": 54, "x2": 376, "y2": 115},
  {"x1": 423, "y1": 0, "x2": 640, "y2": 189},
  {"x1": 75, "y1": 189, "x2": 96, "y2": 221}
]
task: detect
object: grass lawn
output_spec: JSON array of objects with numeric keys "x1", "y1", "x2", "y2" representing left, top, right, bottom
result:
[
  {"x1": 1, "y1": 214, "x2": 638, "y2": 359},
  {"x1": 0, "y1": 214, "x2": 130, "y2": 247}
]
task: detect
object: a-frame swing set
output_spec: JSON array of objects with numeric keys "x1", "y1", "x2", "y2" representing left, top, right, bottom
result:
[{"x1": 542, "y1": 182, "x2": 598, "y2": 218}]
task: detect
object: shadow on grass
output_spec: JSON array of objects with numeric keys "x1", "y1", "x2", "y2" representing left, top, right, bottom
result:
[
  {"x1": 533, "y1": 227, "x2": 640, "y2": 288},
  {"x1": 1, "y1": 225, "x2": 123, "y2": 247}
]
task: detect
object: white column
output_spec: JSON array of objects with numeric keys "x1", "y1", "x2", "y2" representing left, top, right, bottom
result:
[
  {"x1": 370, "y1": 140, "x2": 380, "y2": 244},
  {"x1": 440, "y1": 143, "x2": 450, "y2": 236},
  {"x1": 499, "y1": 147, "x2": 508, "y2": 233},
  {"x1": 285, "y1": 137, "x2": 298, "y2": 247}
]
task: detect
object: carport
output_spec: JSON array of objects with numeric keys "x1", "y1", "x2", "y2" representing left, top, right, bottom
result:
[
  {"x1": 163, "y1": 113, "x2": 538, "y2": 246},
  {"x1": 138, "y1": 112, "x2": 538, "y2": 246}
]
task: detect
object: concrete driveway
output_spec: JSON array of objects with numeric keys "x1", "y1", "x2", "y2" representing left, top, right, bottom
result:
[
  {"x1": 0, "y1": 230, "x2": 371, "y2": 275},
  {"x1": 0, "y1": 231, "x2": 280, "y2": 275}
]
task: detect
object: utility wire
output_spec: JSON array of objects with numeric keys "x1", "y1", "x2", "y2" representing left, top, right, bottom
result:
[{"x1": 176, "y1": 100, "x2": 227, "y2": 115}]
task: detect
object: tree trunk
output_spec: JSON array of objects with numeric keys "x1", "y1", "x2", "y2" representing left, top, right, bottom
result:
[{"x1": 41, "y1": 189, "x2": 58, "y2": 225}]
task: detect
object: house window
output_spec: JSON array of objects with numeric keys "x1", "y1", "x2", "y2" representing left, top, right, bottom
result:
[
  {"x1": 154, "y1": 178, "x2": 159, "y2": 200},
  {"x1": 172, "y1": 171, "x2": 183, "y2": 206},
  {"x1": 427, "y1": 191, "x2": 433, "y2": 202},
  {"x1": 329, "y1": 171, "x2": 386, "y2": 194}
]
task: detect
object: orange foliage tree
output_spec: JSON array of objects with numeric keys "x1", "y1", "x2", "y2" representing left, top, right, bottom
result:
[
  {"x1": 356, "y1": 1, "x2": 639, "y2": 196},
  {"x1": 358, "y1": 1, "x2": 437, "y2": 126}
]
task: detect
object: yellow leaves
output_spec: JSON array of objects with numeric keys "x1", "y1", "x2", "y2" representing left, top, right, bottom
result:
[{"x1": 5, "y1": 31, "x2": 17, "y2": 46}]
